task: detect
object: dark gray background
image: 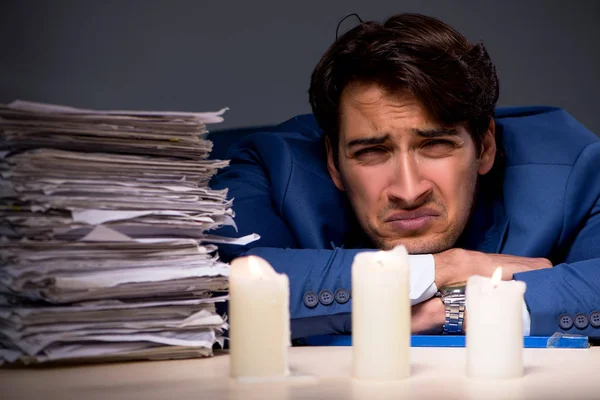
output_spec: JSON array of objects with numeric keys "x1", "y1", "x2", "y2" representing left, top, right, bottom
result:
[{"x1": 1, "y1": 0, "x2": 598, "y2": 134}]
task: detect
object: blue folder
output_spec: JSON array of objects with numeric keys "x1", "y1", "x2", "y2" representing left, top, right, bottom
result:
[{"x1": 303, "y1": 334, "x2": 589, "y2": 348}]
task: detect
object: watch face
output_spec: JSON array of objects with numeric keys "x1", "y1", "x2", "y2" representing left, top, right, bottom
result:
[{"x1": 440, "y1": 281, "x2": 466, "y2": 296}]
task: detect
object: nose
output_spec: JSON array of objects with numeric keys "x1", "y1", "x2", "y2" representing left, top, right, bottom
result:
[{"x1": 386, "y1": 151, "x2": 433, "y2": 206}]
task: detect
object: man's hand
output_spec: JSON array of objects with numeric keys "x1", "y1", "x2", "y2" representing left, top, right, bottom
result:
[
  {"x1": 411, "y1": 297, "x2": 445, "y2": 334},
  {"x1": 415, "y1": 249, "x2": 548, "y2": 335},
  {"x1": 433, "y1": 248, "x2": 552, "y2": 288}
]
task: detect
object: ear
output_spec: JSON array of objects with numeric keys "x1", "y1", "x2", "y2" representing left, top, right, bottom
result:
[
  {"x1": 478, "y1": 119, "x2": 497, "y2": 176},
  {"x1": 325, "y1": 136, "x2": 345, "y2": 191}
]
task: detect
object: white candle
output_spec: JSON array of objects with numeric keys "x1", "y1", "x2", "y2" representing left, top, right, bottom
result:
[
  {"x1": 229, "y1": 255, "x2": 290, "y2": 379},
  {"x1": 352, "y1": 245, "x2": 410, "y2": 380},
  {"x1": 466, "y1": 267, "x2": 526, "y2": 379}
]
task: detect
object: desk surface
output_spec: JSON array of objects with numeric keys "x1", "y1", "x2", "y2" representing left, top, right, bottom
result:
[{"x1": 1, "y1": 347, "x2": 599, "y2": 400}]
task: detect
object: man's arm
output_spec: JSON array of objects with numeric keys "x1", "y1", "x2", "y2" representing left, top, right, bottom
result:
[
  {"x1": 419, "y1": 142, "x2": 600, "y2": 338},
  {"x1": 513, "y1": 201, "x2": 600, "y2": 338},
  {"x1": 506, "y1": 142, "x2": 600, "y2": 338},
  {"x1": 410, "y1": 250, "x2": 550, "y2": 335},
  {"x1": 210, "y1": 133, "x2": 437, "y2": 338},
  {"x1": 416, "y1": 249, "x2": 600, "y2": 338}
]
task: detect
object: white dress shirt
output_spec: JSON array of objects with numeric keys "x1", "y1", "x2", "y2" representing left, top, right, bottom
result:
[{"x1": 408, "y1": 254, "x2": 531, "y2": 335}]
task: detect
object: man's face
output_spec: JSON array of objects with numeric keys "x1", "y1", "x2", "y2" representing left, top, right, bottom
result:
[{"x1": 326, "y1": 82, "x2": 495, "y2": 253}]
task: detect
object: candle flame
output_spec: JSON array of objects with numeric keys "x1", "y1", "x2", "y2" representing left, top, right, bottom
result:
[
  {"x1": 248, "y1": 256, "x2": 263, "y2": 278},
  {"x1": 491, "y1": 266, "x2": 502, "y2": 285}
]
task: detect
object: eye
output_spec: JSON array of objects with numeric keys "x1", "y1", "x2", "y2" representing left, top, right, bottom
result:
[
  {"x1": 420, "y1": 140, "x2": 459, "y2": 157},
  {"x1": 354, "y1": 147, "x2": 386, "y2": 157},
  {"x1": 351, "y1": 147, "x2": 390, "y2": 164},
  {"x1": 422, "y1": 139, "x2": 455, "y2": 149}
]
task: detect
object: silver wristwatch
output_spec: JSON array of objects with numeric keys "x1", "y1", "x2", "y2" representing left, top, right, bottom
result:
[{"x1": 436, "y1": 282, "x2": 466, "y2": 335}]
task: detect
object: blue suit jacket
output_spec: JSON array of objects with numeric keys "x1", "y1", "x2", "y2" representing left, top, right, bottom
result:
[{"x1": 210, "y1": 106, "x2": 600, "y2": 339}]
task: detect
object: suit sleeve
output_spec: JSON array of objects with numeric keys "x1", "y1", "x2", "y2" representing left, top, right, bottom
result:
[
  {"x1": 210, "y1": 134, "x2": 366, "y2": 338},
  {"x1": 212, "y1": 134, "x2": 437, "y2": 338},
  {"x1": 514, "y1": 142, "x2": 600, "y2": 339}
]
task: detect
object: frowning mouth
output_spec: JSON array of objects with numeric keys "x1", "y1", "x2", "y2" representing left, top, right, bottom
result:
[{"x1": 383, "y1": 209, "x2": 440, "y2": 232}]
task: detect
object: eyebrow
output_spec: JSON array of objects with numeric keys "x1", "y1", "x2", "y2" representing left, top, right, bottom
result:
[
  {"x1": 346, "y1": 128, "x2": 459, "y2": 148},
  {"x1": 412, "y1": 128, "x2": 460, "y2": 138},
  {"x1": 347, "y1": 134, "x2": 391, "y2": 148}
]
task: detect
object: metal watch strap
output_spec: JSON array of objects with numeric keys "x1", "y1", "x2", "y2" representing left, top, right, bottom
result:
[{"x1": 443, "y1": 302, "x2": 465, "y2": 334}]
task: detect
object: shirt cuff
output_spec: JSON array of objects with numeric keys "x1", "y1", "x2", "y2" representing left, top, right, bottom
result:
[
  {"x1": 522, "y1": 300, "x2": 531, "y2": 336},
  {"x1": 408, "y1": 254, "x2": 438, "y2": 305}
]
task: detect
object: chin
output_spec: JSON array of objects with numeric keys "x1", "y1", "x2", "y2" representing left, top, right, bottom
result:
[{"x1": 373, "y1": 235, "x2": 454, "y2": 254}]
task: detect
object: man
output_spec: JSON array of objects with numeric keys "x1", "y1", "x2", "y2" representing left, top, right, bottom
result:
[{"x1": 211, "y1": 13, "x2": 600, "y2": 339}]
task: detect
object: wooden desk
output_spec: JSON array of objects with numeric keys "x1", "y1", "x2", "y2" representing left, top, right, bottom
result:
[{"x1": 1, "y1": 346, "x2": 599, "y2": 400}]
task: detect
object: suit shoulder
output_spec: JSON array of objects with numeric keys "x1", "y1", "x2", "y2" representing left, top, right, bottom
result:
[
  {"x1": 497, "y1": 107, "x2": 599, "y2": 166},
  {"x1": 223, "y1": 115, "x2": 324, "y2": 177}
]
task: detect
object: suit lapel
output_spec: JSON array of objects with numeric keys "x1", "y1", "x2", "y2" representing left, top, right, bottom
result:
[
  {"x1": 481, "y1": 200, "x2": 510, "y2": 254},
  {"x1": 458, "y1": 189, "x2": 510, "y2": 254}
]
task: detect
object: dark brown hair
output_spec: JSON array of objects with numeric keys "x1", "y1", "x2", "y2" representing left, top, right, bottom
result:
[{"x1": 309, "y1": 13, "x2": 499, "y2": 161}]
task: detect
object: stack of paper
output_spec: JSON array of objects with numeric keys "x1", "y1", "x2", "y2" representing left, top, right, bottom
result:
[{"x1": 0, "y1": 101, "x2": 245, "y2": 365}]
